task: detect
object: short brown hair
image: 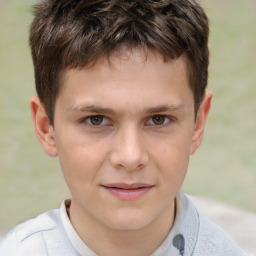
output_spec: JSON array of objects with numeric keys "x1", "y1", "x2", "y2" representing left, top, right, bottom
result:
[{"x1": 29, "y1": 0, "x2": 209, "y2": 125}]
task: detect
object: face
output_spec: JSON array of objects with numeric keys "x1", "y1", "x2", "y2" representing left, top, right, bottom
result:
[{"x1": 31, "y1": 49, "x2": 211, "y2": 233}]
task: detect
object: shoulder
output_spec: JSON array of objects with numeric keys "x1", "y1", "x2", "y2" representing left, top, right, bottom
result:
[
  {"x1": 0, "y1": 209, "x2": 76, "y2": 256},
  {"x1": 4, "y1": 209, "x2": 59, "y2": 241},
  {"x1": 183, "y1": 194, "x2": 248, "y2": 256},
  {"x1": 194, "y1": 211, "x2": 247, "y2": 255}
]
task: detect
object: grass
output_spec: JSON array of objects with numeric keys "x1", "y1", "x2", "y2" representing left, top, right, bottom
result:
[{"x1": 0, "y1": 0, "x2": 255, "y2": 233}]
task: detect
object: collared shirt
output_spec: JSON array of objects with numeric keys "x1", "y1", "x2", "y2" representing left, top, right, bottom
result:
[{"x1": 0, "y1": 192, "x2": 248, "y2": 256}]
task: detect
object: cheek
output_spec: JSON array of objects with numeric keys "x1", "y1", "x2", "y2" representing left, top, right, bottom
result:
[
  {"x1": 156, "y1": 132, "x2": 192, "y2": 162},
  {"x1": 154, "y1": 135, "x2": 191, "y2": 184},
  {"x1": 56, "y1": 134, "x2": 108, "y2": 190}
]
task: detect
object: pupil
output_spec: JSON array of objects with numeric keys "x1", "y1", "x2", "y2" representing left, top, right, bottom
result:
[
  {"x1": 90, "y1": 116, "x2": 103, "y2": 125},
  {"x1": 152, "y1": 115, "x2": 165, "y2": 125}
]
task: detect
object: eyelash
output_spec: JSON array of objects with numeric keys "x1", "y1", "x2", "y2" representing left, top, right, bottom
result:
[
  {"x1": 146, "y1": 115, "x2": 174, "y2": 127},
  {"x1": 81, "y1": 114, "x2": 175, "y2": 128},
  {"x1": 83, "y1": 115, "x2": 111, "y2": 126}
]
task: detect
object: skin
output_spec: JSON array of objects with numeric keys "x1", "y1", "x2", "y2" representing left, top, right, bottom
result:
[{"x1": 30, "y1": 49, "x2": 212, "y2": 256}]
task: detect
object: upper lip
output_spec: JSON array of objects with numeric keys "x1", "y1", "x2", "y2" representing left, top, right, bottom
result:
[{"x1": 102, "y1": 183, "x2": 154, "y2": 189}]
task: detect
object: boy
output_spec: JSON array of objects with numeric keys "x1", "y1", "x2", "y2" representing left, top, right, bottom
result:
[{"x1": 0, "y1": 0, "x2": 248, "y2": 255}]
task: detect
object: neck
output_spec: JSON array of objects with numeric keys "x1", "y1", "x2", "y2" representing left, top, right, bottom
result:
[{"x1": 69, "y1": 200, "x2": 176, "y2": 256}]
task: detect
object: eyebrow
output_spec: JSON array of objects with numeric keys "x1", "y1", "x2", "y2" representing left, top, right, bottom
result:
[
  {"x1": 145, "y1": 104, "x2": 184, "y2": 114},
  {"x1": 67, "y1": 104, "x2": 184, "y2": 115},
  {"x1": 67, "y1": 105, "x2": 116, "y2": 115}
]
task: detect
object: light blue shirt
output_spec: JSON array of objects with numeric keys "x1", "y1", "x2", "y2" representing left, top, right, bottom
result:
[{"x1": 0, "y1": 192, "x2": 248, "y2": 255}]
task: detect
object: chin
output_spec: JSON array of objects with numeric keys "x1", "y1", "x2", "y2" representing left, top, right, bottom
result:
[{"x1": 103, "y1": 209, "x2": 154, "y2": 231}]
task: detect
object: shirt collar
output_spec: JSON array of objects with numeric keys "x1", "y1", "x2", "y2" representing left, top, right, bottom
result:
[{"x1": 59, "y1": 192, "x2": 199, "y2": 256}]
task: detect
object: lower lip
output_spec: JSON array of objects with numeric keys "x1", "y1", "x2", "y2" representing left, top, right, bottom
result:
[{"x1": 102, "y1": 186, "x2": 154, "y2": 200}]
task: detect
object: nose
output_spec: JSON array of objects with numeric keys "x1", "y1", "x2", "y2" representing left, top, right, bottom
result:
[{"x1": 109, "y1": 126, "x2": 149, "y2": 171}]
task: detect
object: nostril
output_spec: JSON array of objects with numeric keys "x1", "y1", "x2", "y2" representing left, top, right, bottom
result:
[
  {"x1": 109, "y1": 150, "x2": 148, "y2": 170},
  {"x1": 109, "y1": 134, "x2": 149, "y2": 170}
]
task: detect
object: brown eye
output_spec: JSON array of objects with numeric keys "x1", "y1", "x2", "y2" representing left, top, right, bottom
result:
[
  {"x1": 89, "y1": 116, "x2": 104, "y2": 125},
  {"x1": 151, "y1": 115, "x2": 166, "y2": 125}
]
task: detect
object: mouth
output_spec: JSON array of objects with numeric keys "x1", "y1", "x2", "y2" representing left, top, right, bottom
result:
[{"x1": 101, "y1": 183, "x2": 154, "y2": 200}]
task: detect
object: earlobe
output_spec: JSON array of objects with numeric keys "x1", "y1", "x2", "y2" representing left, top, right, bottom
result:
[
  {"x1": 30, "y1": 96, "x2": 58, "y2": 157},
  {"x1": 190, "y1": 91, "x2": 212, "y2": 155}
]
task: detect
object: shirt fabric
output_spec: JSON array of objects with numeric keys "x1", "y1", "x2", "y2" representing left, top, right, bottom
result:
[{"x1": 0, "y1": 192, "x2": 248, "y2": 256}]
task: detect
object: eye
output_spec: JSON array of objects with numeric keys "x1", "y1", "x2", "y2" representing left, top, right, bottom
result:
[
  {"x1": 85, "y1": 115, "x2": 110, "y2": 126},
  {"x1": 147, "y1": 115, "x2": 172, "y2": 126}
]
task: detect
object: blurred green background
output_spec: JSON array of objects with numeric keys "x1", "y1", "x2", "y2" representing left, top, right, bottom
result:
[{"x1": 0, "y1": 0, "x2": 255, "y2": 233}]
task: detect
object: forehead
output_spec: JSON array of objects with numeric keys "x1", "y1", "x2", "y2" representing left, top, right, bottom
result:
[
  {"x1": 64, "y1": 46, "x2": 188, "y2": 81},
  {"x1": 57, "y1": 49, "x2": 193, "y2": 114},
  {"x1": 63, "y1": 48, "x2": 189, "y2": 87},
  {"x1": 95, "y1": 47, "x2": 187, "y2": 74}
]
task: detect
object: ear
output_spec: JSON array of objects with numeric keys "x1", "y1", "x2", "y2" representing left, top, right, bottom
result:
[
  {"x1": 30, "y1": 96, "x2": 58, "y2": 157},
  {"x1": 190, "y1": 91, "x2": 212, "y2": 155}
]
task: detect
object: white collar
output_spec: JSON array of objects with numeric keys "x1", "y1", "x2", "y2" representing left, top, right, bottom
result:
[{"x1": 59, "y1": 192, "x2": 197, "y2": 256}]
